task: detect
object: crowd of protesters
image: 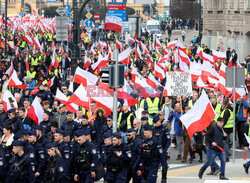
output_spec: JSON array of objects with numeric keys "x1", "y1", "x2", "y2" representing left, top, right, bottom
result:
[{"x1": 0, "y1": 13, "x2": 249, "y2": 183}]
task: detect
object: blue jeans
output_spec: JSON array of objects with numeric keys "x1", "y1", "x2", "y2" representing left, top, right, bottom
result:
[
  {"x1": 206, "y1": 147, "x2": 219, "y2": 172},
  {"x1": 200, "y1": 149, "x2": 226, "y2": 175},
  {"x1": 246, "y1": 161, "x2": 250, "y2": 166}
]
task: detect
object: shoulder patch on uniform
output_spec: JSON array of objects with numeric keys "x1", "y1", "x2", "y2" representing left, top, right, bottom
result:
[
  {"x1": 59, "y1": 166, "x2": 64, "y2": 172},
  {"x1": 30, "y1": 153, "x2": 34, "y2": 158}
]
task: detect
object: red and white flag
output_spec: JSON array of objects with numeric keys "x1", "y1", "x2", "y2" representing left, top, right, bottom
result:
[
  {"x1": 195, "y1": 77, "x2": 210, "y2": 89},
  {"x1": 116, "y1": 39, "x2": 122, "y2": 50},
  {"x1": 23, "y1": 35, "x2": 33, "y2": 44},
  {"x1": 2, "y1": 90, "x2": 18, "y2": 112},
  {"x1": 155, "y1": 36, "x2": 161, "y2": 48},
  {"x1": 5, "y1": 61, "x2": 14, "y2": 77},
  {"x1": 146, "y1": 73, "x2": 161, "y2": 90},
  {"x1": 190, "y1": 61, "x2": 201, "y2": 82},
  {"x1": 84, "y1": 54, "x2": 91, "y2": 70},
  {"x1": 74, "y1": 67, "x2": 98, "y2": 87},
  {"x1": 203, "y1": 52, "x2": 214, "y2": 64},
  {"x1": 135, "y1": 76, "x2": 157, "y2": 98},
  {"x1": 117, "y1": 79, "x2": 137, "y2": 107},
  {"x1": 27, "y1": 96, "x2": 44, "y2": 125},
  {"x1": 8, "y1": 42, "x2": 14, "y2": 50},
  {"x1": 178, "y1": 49, "x2": 190, "y2": 66},
  {"x1": 91, "y1": 54, "x2": 109, "y2": 74},
  {"x1": 55, "y1": 88, "x2": 69, "y2": 104},
  {"x1": 212, "y1": 49, "x2": 226, "y2": 61},
  {"x1": 68, "y1": 85, "x2": 90, "y2": 110},
  {"x1": 129, "y1": 36, "x2": 135, "y2": 44},
  {"x1": 47, "y1": 76, "x2": 55, "y2": 88},
  {"x1": 32, "y1": 36, "x2": 41, "y2": 50},
  {"x1": 118, "y1": 48, "x2": 131, "y2": 64},
  {"x1": 136, "y1": 44, "x2": 142, "y2": 59},
  {"x1": 180, "y1": 90, "x2": 216, "y2": 139},
  {"x1": 154, "y1": 64, "x2": 165, "y2": 80},
  {"x1": 167, "y1": 40, "x2": 177, "y2": 49},
  {"x1": 26, "y1": 54, "x2": 29, "y2": 71},
  {"x1": 218, "y1": 76, "x2": 232, "y2": 97},
  {"x1": 104, "y1": 16, "x2": 122, "y2": 33},
  {"x1": 8, "y1": 70, "x2": 26, "y2": 89},
  {"x1": 48, "y1": 48, "x2": 59, "y2": 71},
  {"x1": 196, "y1": 46, "x2": 203, "y2": 58},
  {"x1": 201, "y1": 61, "x2": 219, "y2": 82},
  {"x1": 219, "y1": 63, "x2": 226, "y2": 79}
]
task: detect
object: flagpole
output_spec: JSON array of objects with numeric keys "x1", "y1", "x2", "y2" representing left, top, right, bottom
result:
[{"x1": 233, "y1": 65, "x2": 236, "y2": 163}]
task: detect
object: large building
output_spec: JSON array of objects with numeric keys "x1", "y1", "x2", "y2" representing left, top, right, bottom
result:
[{"x1": 202, "y1": 0, "x2": 250, "y2": 62}]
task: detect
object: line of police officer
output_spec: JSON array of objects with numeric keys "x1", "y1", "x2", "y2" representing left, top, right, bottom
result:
[{"x1": 0, "y1": 111, "x2": 171, "y2": 183}]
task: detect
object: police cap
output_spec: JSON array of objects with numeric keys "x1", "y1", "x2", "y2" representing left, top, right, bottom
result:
[
  {"x1": 7, "y1": 108, "x2": 16, "y2": 113},
  {"x1": 12, "y1": 140, "x2": 26, "y2": 147},
  {"x1": 74, "y1": 129, "x2": 85, "y2": 137},
  {"x1": 144, "y1": 124, "x2": 153, "y2": 131},
  {"x1": 82, "y1": 115, "x2": 88, "y2": 119},
  {"x1": 153, "y1": 115, "x2": 160, "y2": 123},
  {"x1": 103, "y1": 130, "x2": 112, "y2": 139},
  {"x1": 141, "y1": 116, "x2": 148, "y2": 121},
  {"x1": 55, "y1": 129, "x2": 64, "y2": 135},
  {"x1": 127, "y1": 128, "x2": 135, "y2": 133}
]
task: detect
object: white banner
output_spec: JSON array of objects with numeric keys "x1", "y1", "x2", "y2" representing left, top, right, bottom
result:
[{"x1": 165, "y1": 72, "x2": 192, "y2": 96}]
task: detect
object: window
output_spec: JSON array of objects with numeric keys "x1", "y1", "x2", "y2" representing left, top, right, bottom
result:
[{"x1": 219, "y1": 0, "x2": 223, "y2": 9}]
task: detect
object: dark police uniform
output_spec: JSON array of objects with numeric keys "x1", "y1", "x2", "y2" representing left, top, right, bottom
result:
[
  {"x1": 105, "y1": 132, "x2": 132, "y2": 183},
  {"x1": 153, "y1": 115, "x2": 171, "y2": 183},
  {"x1": 140, "y1": 124, "x2": 167, "y2": 183},
  {"x1": 8, "y1": 140, "x2": 36, "y2": 183}
]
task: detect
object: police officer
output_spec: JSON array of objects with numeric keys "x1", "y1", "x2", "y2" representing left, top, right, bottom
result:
[
  {"x1": 35, "y1": 125, "x2": 50, "y2": 148},
  {"x1": 54, "y1": 129, "x2": 71, "y2": 183},
  {"x1": 42, "y1": 142, "x2": 62, "y2": 183},
  {"x1": 101, "y1": 131, "x2": 113, "y2": 170},
  {"x1": 28, "y1": 130, "x2": 47, "y2": 182},
  {"x1": 0, "y1": 145, "x2": 6, "y2": 183},
  {"x1": 40, "y1": 110, "x2": 52, "y2": 136},
  {"x1": 153, "y1": 115, "x2": 171, "y2": 183},
  {"x1": 61, "y1": 111, "x2": 80, "y2": 138},
  {"x1": 104, "y1": 132, "x2": 132, "y2": 183},
  {"x1": 138, "y1": 124, "x2": 167, "y2": 183},
  {"x1": 8, "y1": 140, "x2": 36, "y2": 183},
  {"x1": 73, "y1": 129, "x2": 99, "y2": 183},
  {"x1": 79, "y1": 114, "x2": 92, "y2": 131},
  {"x1": 1, "y1": 109, "x2": 24, "y2": 134},
  {"x1": 126, "y1": 128, "x2": 143, "y2": 183}
]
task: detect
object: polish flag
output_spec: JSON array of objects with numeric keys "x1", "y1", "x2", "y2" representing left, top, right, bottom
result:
[
  {"x1": 66, "y1": 103, "x2": 79, "y2": 114},
  {"x1": 218, "y1": 76, "x2": 232, "y2": 97},
  {"x1": 231, "y1": 88, "x2": 247, "y2": 101},
  {"x1": 203, "y1": 52, "x2": 214, "y2": 64},
  {"x1": 129, "y1": 36, "x2": 135, "y2": 44},
  {"x1": 117, "y1": 79, "x2": 137, "y2": 107},
  {"x1": 67, "y1": 85, "x2": 90, "y2": 110},
  {"x1": 147, "y1": 55, "x2": 154, "y2": 70},
  {"x1": 15, "y1": 47, "x2": 19, "y2": 58},
  {"x1": 195, "y1": 77, "x2": 210, "y2": 89},
  {"x1": 154, "y1": 64, "x2": 165, "y2": 80},
  {"x1": 179, "y1": 58, "x2": 190, "y2": 72},
  {"x1": 201, "y1": 61, "x2": 219, "y2": 82},
  {"x1": 212, "y1": 49, "x2": 226, "y2": 61},
  {"x1": 196, "y1": 46, "x2": 203, "y2": 58},
  {"x1": 47, "y1": 76, "x2": 55, "y2": 89},
  {"x1": 5, "y1": 61, "x2": 14, "y2": 77},
  {"x1": 97, "y1": 81, "x2": 114, "y2": 95},
  {"x1": 74, "y1": 67, "x2": 98, "y2": 87},
  {"x1": 190, "y1": 61, "x2": 201, "y2": 82},
  {"x1": 173, "y1": 49, "x2": 179, "y2": 64},
  {"x1": 2, "y1": 90, "x2": 18, "y2": 112},
  {"x1": 167, "y1": 40, "x2": 177, "y2": 49},
  {"x1": 136, "y1": 44, "x2": 142, "y2": 59},
  {"x1": 32, "y1": 8, "x2": 38, "y2": 14},
  {"x1": 178, "y1": 49, "x2": 190, "y2": 66},
  {"x1": 91, "y1": 54, "x2": 109, "y2": 74},
  {"x1": 84, "y1": 54, "x2": 91, "y2": 70},
  {"x1": 27, "y1": 96, "x2": 44, "y2": 125},
  {"x1": 32, "y1": 36, "x2": 41, "y2": 50},
  {"x1": 8, "y1": 70, "x2": 26, "y2": 89},
  {"x1": 55, "y1": 88, "x2": 69, "y2": 104},
  {"x1": 219, "y1": 63, "x2": 226, "y2": 79},
  {"x1": 118, "y1": 48, "x2": 131, "y2": 64},
  {"x1": 48, "y1": 48, "x2": 59, "y2": 71},
  {"x1": 131, "y1": 67, "x2": 140, "y2": 82},
  {"x1": 135, "y1": 76, "x2": 157, "y2": 98},
  {"x1": 23, "y1": 35, "x2": 33, "y2": 44},
  {"x1": 180, "y1": 90, "x2": 216, "y2": 139},
  {"x1": 90, "y1": 45, "x2": 96, "y2": 56},
  {"x1": 155, "y1": 37, "x2": 161, "y2": 48},
  {"x1": 88, "y1": 85, "x2": 113, "y2": 116},
  {"x1": 146, "y1": 73, "x2": 162, "y2": 89},
  {"x1": 157, "y1": 61, "x2": 169, "y2": 72},
  {"x1": 116, "y1": 39, "x2": 122, "y2": 49},
  {"x1": 104, "y1": 16, "x2": 122, "y2": 33},
  {"x1": 26, "y1": 54, "x2": 29, "y2": 71}
]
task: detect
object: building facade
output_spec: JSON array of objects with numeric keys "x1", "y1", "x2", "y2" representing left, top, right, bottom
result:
[{"x1": 202, "y1": 0, "x2": 250, "y2": 62}]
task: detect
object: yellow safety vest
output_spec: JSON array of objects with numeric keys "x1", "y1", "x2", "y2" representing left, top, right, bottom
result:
[
  {"x1": 188, "y1": 100, "x2": 195, "y2": 108},
  {"x1": 27, "y1": 71, "x2": 36, "y2": 79},
  {"x1": 117, "y1": 112, "x2": 133, "y2": 130},
  {"x1": 145, "y1": 97, "x2": 160, "y2": 114},
  {"x1": 84, "y1": 36, "x2": 89, "y2": 43},
  {"x1": 220, "y1": 109, "x2": 233, "y2": 128},
  {"x1": 214, "y1": 103, "x2": 221, "y2": 122},
  {"x1": 31, "y1": 57, "x2": 39, "y2": 66},
  {"x1": 20, "y1": 41, "x2": 26, "y2": 48}
]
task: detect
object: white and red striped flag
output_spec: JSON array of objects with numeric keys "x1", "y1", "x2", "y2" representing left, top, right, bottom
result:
[
  {"x1": 104, "y1": 16, "x2": 122, "y2": 33},
  {"x1": 8, "y1": 70, "x2": 26, "y2": 89},
  {"x1": 73, "y1": 67, "x2": 98, "y2": 87},
  {"x1": 118, "y1": 48, "x2": 131, "y2": 64},
  {"x1": 27, "y1": 96, "x2": 44, "y2": 125},
  {"x1": 2, "y1": 90, "x2": 18, "y2": 112}
]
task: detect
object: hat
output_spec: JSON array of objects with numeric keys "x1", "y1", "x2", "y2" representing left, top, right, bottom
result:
[
  {"x1": 141, "y1": 110, "x2": 149, "y2": 115},
  {"x1": 55, "y1": 129, "x2": 64, "y2": 135},
  {"x1": 7, "y1": 108, "x2": 16, "y2": 113},
  {"x1": 144, "y1": 124, "x2": 153, "y2": 131},
  {"x1": 34, "y1": 125, "x2": 42, "y2": 131},
  {"x1": 74, "y1": 129, "x2": 85, "y2": 137},
  {"x1": 59, "y1": 104, "x2": 65, "y2": 108},
  {"x1": 141, "y1": 116, "x2": 148, "y2": 121},
  {"x1": 46, "y1": 142, "x2": 57, "y2": 149},
  {"x1": 50, "y1": 121, "x2": 58, "y2": 128},
  {"x1": 81, "y1": 115, "x2": 87, "y2": 119},
  {"x1": 14, "y1": 131, "x2": 24, "y2": 140},
  {"x1": 103, "y1": 131, "x2": 112, "y2": 139},
  {"x1": 84, "y1": 129, "x2": 91, "y2": 136},
  {"x1": 12, "y1": 140, "x2": 26, "y2": 147},
  {"x1": 127, "y1": 128, "x2": 135, "y2": 133},
  {"x1": 153, "y1": 115, "x2": 160, "y2": 123},
  {"x1": 107, "y1": 115, "x2": 113, "y2": 119},
  {"x1": 63, "y1": 131, "x2": 71, "y2": 137},
  {"x1": 44, "y1": 84, "x2": 48, "y2": 87},
  {"x1": 28, "y1": 130, "x2": 37, "y2": 136},
  {"x1": 44, "y1": 110, "x2": 51, "y2": 116},
  {"x1": 66, "y1": 111, "x2": 73, "y2": 115},
  {"x1": 112, "y1": 132, "x2": 121, "y2": 138}
]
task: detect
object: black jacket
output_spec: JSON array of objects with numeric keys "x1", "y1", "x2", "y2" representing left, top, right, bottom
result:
[{"x1": 207, "y1": 124, "x2": 226, "y2": 152}]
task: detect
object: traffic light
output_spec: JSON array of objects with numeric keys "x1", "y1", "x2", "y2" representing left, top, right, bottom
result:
[{"x1": 99, "y1": 65, "x2": 125, "y2": 88}]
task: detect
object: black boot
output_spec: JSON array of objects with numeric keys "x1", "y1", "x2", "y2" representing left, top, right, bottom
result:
[
  {"x1": 198, "y1": 169, "x2": 204, "y2": 179},
  {"x1": 219, "y1": 174, "x2": 229, "y2": 180},
  {"x1": 243, "y1": 164, "x2": 249, "y2": 174},
  {"x1": 161, "y1": 166, "x2": 168, "y2": 183}
]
